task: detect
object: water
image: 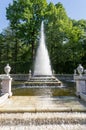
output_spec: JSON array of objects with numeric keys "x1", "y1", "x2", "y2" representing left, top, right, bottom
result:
[
  {"x1": 12, "y1": 80, "x2": 76, "y2": 96},
  {"x1": 34, "y1": 21, "x2": 52, "y2": 76}
]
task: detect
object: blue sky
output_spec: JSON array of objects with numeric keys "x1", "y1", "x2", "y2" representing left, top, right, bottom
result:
[{"x1": 0, "y1": 0, "x2": 86, "y2": 32}]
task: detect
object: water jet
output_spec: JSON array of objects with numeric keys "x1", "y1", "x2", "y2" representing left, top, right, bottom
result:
[{"x1": 26, "y1": 21, "x2": 62, "y2": 87}]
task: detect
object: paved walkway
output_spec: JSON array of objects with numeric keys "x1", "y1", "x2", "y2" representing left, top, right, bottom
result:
[{"x1": 0, "y1": 96, "x2": 86, "y2": 112}]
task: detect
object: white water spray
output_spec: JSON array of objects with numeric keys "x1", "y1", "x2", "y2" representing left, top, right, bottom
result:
[{"x1": 34, "y1": 21, "x2": 52, "y2": 76}]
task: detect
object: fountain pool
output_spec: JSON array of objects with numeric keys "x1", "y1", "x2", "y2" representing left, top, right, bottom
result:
[{"x1": 12, "y1": 80, "x2": 75, "y2": 96}]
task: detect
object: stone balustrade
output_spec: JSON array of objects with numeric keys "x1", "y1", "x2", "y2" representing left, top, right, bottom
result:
[
  {"x1": 8, "y1": 74, "x2": 73, "y2": 81},
  {"x1": 10, "y1": 74, "x2": 30, "y2": 81}
]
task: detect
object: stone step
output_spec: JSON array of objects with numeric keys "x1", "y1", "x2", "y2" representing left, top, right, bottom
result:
[
  {"x1": 0, "y1": 112, "x2": 86, "y2": 125},
  {"x1": 25, "y1": 81, "x2": 61, "y2": 86},
  {"x1": 0, "y1": 124, "x2": 86, "y2": 130}
]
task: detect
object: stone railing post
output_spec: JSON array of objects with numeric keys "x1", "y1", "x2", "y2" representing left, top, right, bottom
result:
[
  {"x1": 1, "y1": 64, "x2": 12, "y2": 97},
  {"x1": 1, "y1": 75, "x2": 12, "y2": 97},
  {"x1": 74, "y1": 64, "x2": 86, "y2": 96}
]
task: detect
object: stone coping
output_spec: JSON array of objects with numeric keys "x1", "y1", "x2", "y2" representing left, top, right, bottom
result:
[{"x1": 0, "y1": 96, "x2": 86, "y2": 113}]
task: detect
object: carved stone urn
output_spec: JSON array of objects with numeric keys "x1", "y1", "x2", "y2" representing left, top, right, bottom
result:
[
  {"x1": 77, "y1": 64, "x2": 84, "y2": 76},
  {"x1": 4, "y1": 64, "x2": 11, "y2": 76}
]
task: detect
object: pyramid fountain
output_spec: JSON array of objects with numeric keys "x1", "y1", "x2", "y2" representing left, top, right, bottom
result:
[
  {"x1": 0, "y1": 22, "x2": 86, "y2": 130},
  {"x1": 25, "y1": 21, "x2": 61, "y2": 87}
]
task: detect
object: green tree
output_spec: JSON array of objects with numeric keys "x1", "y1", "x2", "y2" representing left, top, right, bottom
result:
[
  {"x1": 6, "y1": 0, "x2": 47, "y2": 62},
  {"x1": 76, "y1": 20, "x2": 86, "y2": 67},
  {"x1": 44, "y1": 2, "x2": 73, "y2": 73},
  {"x1": 4, "y1": 1, "x2": 86, "y2": 73}
]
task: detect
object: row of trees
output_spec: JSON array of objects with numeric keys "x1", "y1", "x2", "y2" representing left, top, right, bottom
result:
[{"x1": 0, "y1": 0, "x2": 86, "y2": 74}]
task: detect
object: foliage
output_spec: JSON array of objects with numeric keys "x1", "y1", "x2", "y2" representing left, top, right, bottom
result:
[{"x1": 0, "y1": 1, "x2": 86, "y2": 73}]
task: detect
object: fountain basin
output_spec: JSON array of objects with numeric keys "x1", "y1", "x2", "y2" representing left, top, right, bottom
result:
[
  {"x1": 0, "y1": 96, "x2": 86, "y2": 112},
  {"x1": 12, "y1": 80, "x2": 75, "y2": 96},
  {"x1": 26, "y1": 76, "x2": 62, "y2": 87}
]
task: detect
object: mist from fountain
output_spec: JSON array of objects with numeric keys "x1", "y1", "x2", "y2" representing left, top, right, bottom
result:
[{"x1": 33, "y1": 21, "x2": 52, "y2": 76}]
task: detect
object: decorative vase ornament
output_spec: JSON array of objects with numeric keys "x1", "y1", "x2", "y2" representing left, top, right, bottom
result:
[
  {"x1": 4, "y1": 64, "x2": 11, "y2": 75},
  {"x1": 77, "y1": 64, "x2": 84, "y2": 76}
]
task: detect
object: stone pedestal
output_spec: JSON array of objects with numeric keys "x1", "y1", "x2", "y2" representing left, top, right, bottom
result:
[
  {"x1": 1, "y1": 75, "x2": 12, "y2": 97},
  {"x1": 74, "y1": 75, "x2": 86, "y2": 96},
  {"x1": 74, "y1": 64, "x2": 86, "y2": 97}
]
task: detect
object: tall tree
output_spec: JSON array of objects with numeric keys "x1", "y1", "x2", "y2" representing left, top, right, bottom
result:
[
  {"x1": 45, "y1": 2, "x2": 73, "y2": 73},
  {"x1": 6, "y1": 0, "x2": 47, "y2": 62}
]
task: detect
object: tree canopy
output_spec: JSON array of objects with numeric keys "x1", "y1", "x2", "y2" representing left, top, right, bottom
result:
[{"x1": 0, "y1": 0, "x2": 86, "y2": 74}]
